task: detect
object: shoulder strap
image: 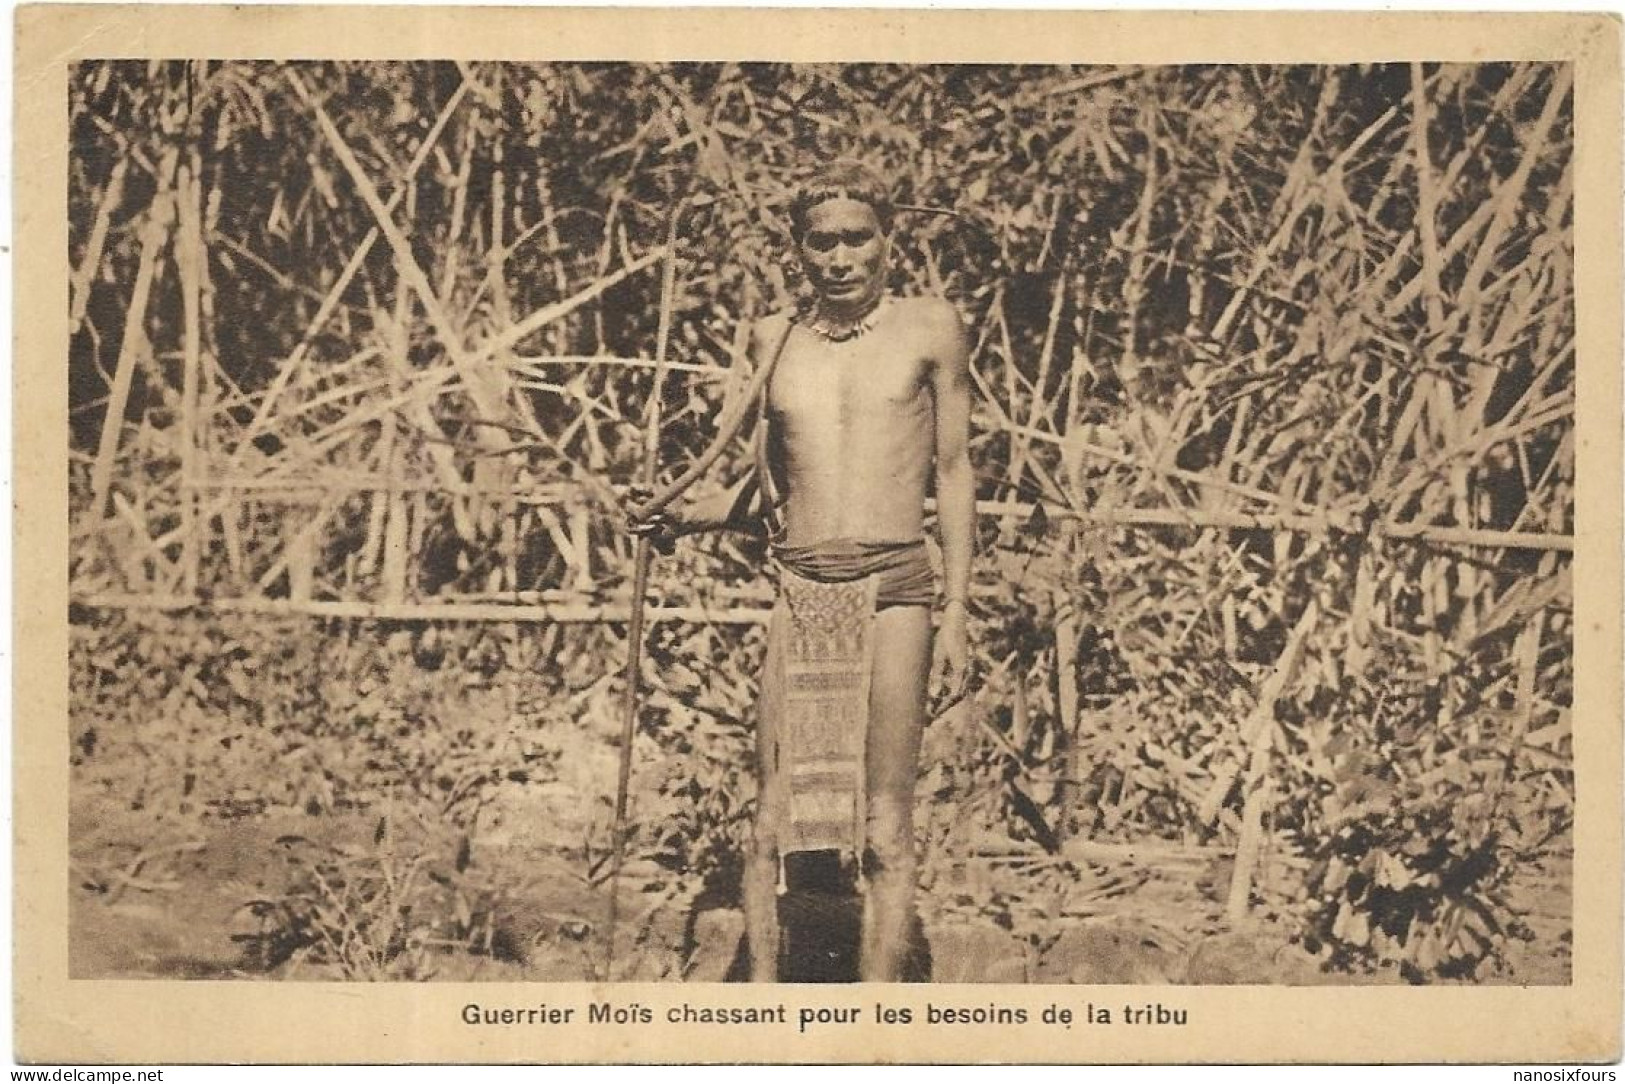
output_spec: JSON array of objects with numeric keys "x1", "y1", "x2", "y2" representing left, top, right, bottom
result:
[
  {"x1": 643, "y1": 316, "x2": 795, "y2": 516},
  {"x1": 753, "y1": 320, "x2": 796, "y2": 542}
]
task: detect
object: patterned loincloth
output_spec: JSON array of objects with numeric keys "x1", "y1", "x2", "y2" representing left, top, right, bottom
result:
[
  {"x1": 776, "y1": 571, "x2": 878, "y2": 857},
  {"x1": 761, "y1": 539, "x2": 935, "y2": 863}
]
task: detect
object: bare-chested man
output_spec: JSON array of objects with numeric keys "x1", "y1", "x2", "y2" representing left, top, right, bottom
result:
[{"x1": 630, "y1": 160, "x2": 972, "y2": 982}]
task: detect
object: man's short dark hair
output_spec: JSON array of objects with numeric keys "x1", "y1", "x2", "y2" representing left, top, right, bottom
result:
[{"x1": 789, "y1": 159, "x2": 895, "y2": 241}]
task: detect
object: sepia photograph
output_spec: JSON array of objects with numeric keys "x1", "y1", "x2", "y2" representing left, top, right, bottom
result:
[{"x1": 16, "y1": 5, "x2": 1622, "y2": 1066}]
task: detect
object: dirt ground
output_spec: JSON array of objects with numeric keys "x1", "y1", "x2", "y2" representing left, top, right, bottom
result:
[
  {"x1": 65, "y1": 613, "x2": 1571, "y2": 986},
  {"x1": 68, "y1": 787, "x2": 1571, "y2": 985}
]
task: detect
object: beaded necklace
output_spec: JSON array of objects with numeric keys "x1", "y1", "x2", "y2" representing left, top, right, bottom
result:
[{"x1": 801, "y1": 293, "x2": 889, "y2": 342}]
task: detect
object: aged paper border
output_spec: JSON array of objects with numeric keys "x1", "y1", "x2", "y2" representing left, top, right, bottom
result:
[{"x1": 14, "y1": 6, "x2": 1622, "y2": 1065}]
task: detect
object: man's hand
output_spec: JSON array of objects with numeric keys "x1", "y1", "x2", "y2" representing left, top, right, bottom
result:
[
  {"x1": 625, "y1": 485, "x2": 678, "y2": 555},
  {"x1": 929, "y1": 600, "x2": 972, "y2": 719}
]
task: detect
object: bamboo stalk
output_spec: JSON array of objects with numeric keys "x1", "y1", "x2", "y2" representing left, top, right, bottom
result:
[
  {"x1": 254, "y1": 493, "x2": 345, "y2": 594},
  {"x1": 474, "y1": 247, "x2": 669, "y2": 366},
  {"x1": 1409, "y1": 62, "x2": 1447, "y2": 331},
  {"x1": 1381, "y1": 393, "x2": 1573, "y2": 513},
  {"x1": 379, "y1": 282, "x2": 410, "y2": 600},
  {"x1": 230, "y1": 72, "x2": 471, "y2": 461},
  {"x1": 220, "y1": 500, "x2": 245, "y2": 583},
  {"x1": 187, "y1": 476, "x2": 582, "y2": 501},
  {"x1": 1042, "y1": 66, "x2": 1149, "y2": 98},
  {"x1": 1488, "y1": 616, "x2": 1545, "y2": 810},
  {"x1": 357, "y1": 423, "x2": 391, "y2": 578},
  {"x1": 89, "y1": 149, "x2": 178, "y2": 522},
  {"x1": 287, "y1": 513, "x2": 317, "y2": 602},
  {"x1": 1026, "y1": 268, "x2": 1068, "y2": 432},
  {"x1": 381, "y1": 483, "x2": 411, "y2": 605},
  {"x1": 510, "y1": 354, "x2": 726, "y2": 376},
  {"x1": 69, "y1": 592, "x2": 772, "y2": 626},
  {"x1": 196, "y1": 161, "x2": 222, "y2": 467},
  {"x1": 158, "y1": 487, "x2": 1577, "y2": 554},
  {"x1": 633, "y1": 318, "x2": 794, "y2": 519},
  {"x1": 208, "y1": 233, "x2": 337, "y2": 305},
  {"x1": 965, "y1": 353, "x2": 1070, "y2": 510},
  {"x1": 263, "y1": 247, "x2": 670, "y2": 480},
  {"x1": 1211, "y1": 76, "x2": 1364, "y2": 342},
  {"x1": 1380, "y1": 67, "x2": 1570, "y2": 326},
  {"x1": 70, "y1": 157, "x2": 129, "y2": 336},
  {"x1": 1458, "y1": 67, "x2": 1573, "y2": 305},
  {"x1": 569, "y1": 499, "x2": 593, "y2": 593},
  {"x1": 177, "y1": 158, "x2": 206, "y2": 596},
  {"x1": 1226, "y1": 601, "x2": 1319, "y2": 923},
  {"x1": 288, "y1": 70, "x2": 514, "y2": 443},
  {"x1": 1369, "y1": 63, "x2": 1532, "y2": 249},
  {"x1": 1051, "y1": 587, "x2": 1081, "y2": 835},
  {"x1": 1120, "y1": 111, "x2": 1159, "y2": 367},
  {"x1": 1056, "y1": 419, "x2": 1293, "y2": 510},
  {"x1": 109, "y1": 491, "x2": 179, "y2": 588},
  {"x1": 994, "y1": 303, "x2": 1031, "y2": 535},
  {"x1": 967, "y1": 499, "x2": 1573, "y2": 552},
  {"x1": 437, "y1": 121, "x2": 475, "y2": 304}
]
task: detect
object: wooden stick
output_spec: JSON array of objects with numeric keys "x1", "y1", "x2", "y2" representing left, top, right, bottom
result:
[
  {"x1": 69, "y1": 592, "x2": 771, "y2": 626},
  {"x1": 966, "y1": 498, "x2": 1573, "y2": 552},
  {"x1": 606, "y1": 215, "x2": 683, "y2": 978}
]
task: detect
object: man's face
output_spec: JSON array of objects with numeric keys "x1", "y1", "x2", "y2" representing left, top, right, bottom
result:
[{"x1": 798, "y1": 197, "x2": 888, "y2": 311}]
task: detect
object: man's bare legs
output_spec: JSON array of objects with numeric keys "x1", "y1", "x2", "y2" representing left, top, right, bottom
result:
[
  {"x1": 743, "y1": 602, "x2": 931, "y2": 982},
  {"x1": 860, "y1": 604, "x2": 931, "y2": 981}
]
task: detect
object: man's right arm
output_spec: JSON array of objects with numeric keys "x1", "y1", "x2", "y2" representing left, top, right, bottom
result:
[
  {"x1": 627, "y1": 314, "x2": 784, "y2": 541},
  {"x1": 673, "y1": 472, "x2": 761, "y2": 537}
]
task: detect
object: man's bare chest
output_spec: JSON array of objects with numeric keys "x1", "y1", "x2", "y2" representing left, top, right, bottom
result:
[{"x1": 767, "y1": 334, "x2": 932, "y2": 431}]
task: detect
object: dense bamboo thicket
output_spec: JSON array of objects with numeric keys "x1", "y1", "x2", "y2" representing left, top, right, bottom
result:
[{"x1": 69, "y1": 61, "x2": 1572, "y2": 982}]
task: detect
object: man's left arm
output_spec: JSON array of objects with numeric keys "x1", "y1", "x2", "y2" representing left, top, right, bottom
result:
[{"x1": 930, "y1": 300, "x2": 974, "y2": 696}]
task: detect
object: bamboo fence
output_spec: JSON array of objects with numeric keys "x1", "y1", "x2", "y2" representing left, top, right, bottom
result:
[{"x1": 68, "y1": 61, "x2": 1574, "y2": 929}]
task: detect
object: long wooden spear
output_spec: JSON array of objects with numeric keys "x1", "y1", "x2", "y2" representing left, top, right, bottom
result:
[
  {"x1": 603, "y1": 202, "x2": 684, "y2": 978},
  {"x1": 601, "y1": 188, "x2": 802, "y2": 975},
  {"x1": 602, "y1": 219, "x2": 795, "y2": 977}
]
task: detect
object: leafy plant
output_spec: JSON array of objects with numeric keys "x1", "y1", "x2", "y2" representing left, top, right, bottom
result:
[{"x1": 238, "y1": 813, "x2": 511, "y2": 979}]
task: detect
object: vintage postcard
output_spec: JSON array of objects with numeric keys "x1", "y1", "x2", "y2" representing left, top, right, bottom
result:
[{"x1": 13, "y1": 5, "x2": 1622, "y2": 1065}]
